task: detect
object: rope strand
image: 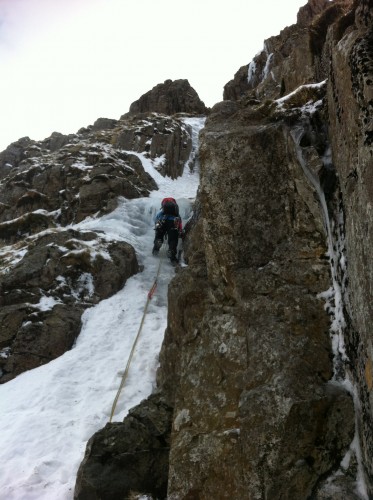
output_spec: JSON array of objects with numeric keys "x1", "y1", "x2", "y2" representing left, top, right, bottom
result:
[{"x1": 109, "y1": 245, "x2": 165, "y2": 423}]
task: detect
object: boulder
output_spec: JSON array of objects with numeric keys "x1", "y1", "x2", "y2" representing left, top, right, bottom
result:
[
  {"x1": 92, "y1": 117, "x2": 119, "y2": 131},
  {"x1": 74, "y1": 393, "x2": 172, "y2": 500}
]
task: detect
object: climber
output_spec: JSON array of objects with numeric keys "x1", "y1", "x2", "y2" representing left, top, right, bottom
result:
[{"x1": 152, "y1": 197, "x2": 183, "y2": 263}]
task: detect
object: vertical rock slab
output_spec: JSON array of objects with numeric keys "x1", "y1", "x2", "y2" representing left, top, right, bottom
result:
[{"x1": 161, "y1": 101, "x2": 354, "y2": 498}]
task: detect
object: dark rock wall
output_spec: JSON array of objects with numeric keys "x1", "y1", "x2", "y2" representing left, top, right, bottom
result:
[
  {"x1": 160, "y1": 103, "x2": 354, "y2": 499},
  {"x1": 327, "y1": 0, "x2": 373, "y2": 489}
]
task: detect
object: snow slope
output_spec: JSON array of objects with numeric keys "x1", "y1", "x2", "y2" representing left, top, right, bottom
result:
[{"x1": 0, "y1": 117, "x2": 205, "y2": 500}]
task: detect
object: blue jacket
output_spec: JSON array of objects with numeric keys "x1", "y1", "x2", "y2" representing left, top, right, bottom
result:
[{"x1": 155, "y1": 210, "x2": 182, "y2": 230}]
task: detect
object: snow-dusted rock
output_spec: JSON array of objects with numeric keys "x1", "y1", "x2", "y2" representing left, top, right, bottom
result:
[
  {"x1": 0, "y1": 228, "x2": 138, "y2": 382},
  {"x1": 114, "y1": 113, "x2": 193, "y2": 179}
]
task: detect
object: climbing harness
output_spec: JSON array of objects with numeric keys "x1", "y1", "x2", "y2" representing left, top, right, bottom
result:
[{"x1": 109, "y1": 245, "x2": 166, "y2": 423}]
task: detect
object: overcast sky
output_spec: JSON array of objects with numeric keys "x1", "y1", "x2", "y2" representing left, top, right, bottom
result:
[{"x1": 0, "y1": 0, "x2": 308, "y2": 152}]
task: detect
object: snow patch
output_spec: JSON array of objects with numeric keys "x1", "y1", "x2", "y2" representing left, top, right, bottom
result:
[
  {"x1": 33, "y1": 295, "x2": 62, "y2": 312},
  {"x1": 174, "y1": 409, "x2": 191, "y2": 431},
  {"x1": 71, "y1": 273, "x2": 94, "y2": 299},
  {"x1": 275, "y1": 80, "x2": 327, "y2": 108}
]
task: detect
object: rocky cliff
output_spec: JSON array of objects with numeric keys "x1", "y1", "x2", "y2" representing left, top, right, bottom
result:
[
  {"x1": 74, "y1": 0, "x2": 373, "y2": 498},
  {"x1": 0, "y1": 79, "x2": 204, "y2": 383}
]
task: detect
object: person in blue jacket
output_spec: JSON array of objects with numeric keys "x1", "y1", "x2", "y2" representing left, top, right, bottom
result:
[{"x1": 152, "y1": 197, "x2": 183, "y2": 263}]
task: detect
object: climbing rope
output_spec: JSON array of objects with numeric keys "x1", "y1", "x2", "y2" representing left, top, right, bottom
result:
[{"x1": 109, "y1": 245, "x2": 166, "y2": 423}]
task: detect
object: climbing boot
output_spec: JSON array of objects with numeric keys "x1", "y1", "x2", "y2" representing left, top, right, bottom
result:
[{"x1": 168, "y1": 250, "x2": 178, "y2": 264}]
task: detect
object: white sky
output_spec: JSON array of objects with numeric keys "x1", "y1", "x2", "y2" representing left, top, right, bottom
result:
[{"x1": 0, "y1": 0, "x2": 307, "y2": 152}]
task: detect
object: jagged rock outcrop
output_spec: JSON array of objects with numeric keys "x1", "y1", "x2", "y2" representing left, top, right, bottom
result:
[
  {"x1": 128, "y1": 79, "x2": 208, "y2": 116},
  {"x1": 75, "y1": 0, "x2": 373, "y2": 498},
  {"x1": 223, "y1": 0, "x2": 352, "y2": 102},
  {"x1": 0, "y1": 106, "x2": 199, "y2": 381},
  {"x1": 115, "y1": 113, "x2": 193, "y2": 179},
  {"x1": 0, "y1": 113, "x2": 195, "y2": 236},
  {"x1": 297, "y1": 0, "x2": 333, "y2": 26}
]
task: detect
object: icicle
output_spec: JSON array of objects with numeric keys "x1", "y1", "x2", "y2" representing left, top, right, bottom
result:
[
  {"x1": 247, "y1": 59, "x2": 257, "y2": 84},
  {"x1": 291, "y1": 126, "x2": 348, "y2": 369}
]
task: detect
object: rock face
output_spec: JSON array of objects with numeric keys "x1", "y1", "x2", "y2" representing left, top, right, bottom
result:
[
  {"x1": 160, "y1": 102, "x2": 355, "y2": 499},
  {"x1": 0, "y1": 113, "x2": 196, "y2": 234},
  {"x1": 326, "y1": 0, "x2": 373, "y2": 491},
  {"x1": 167, "y1": 1, "x2": 372, "y2": 496},
  {"x1": 116, "y1": 113, "x2": 193, "y2": 179},
  {"x1": 128, "y1": 79, "x2": 208, "y2": 116},
  {"x1": 0, "y1": 107, "x2": 199, "y2": 382}
]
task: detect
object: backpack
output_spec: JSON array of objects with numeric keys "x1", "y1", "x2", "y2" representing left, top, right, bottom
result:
[{"x1": 161, "y1": 197, "x2": 179, "y2": 216}]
